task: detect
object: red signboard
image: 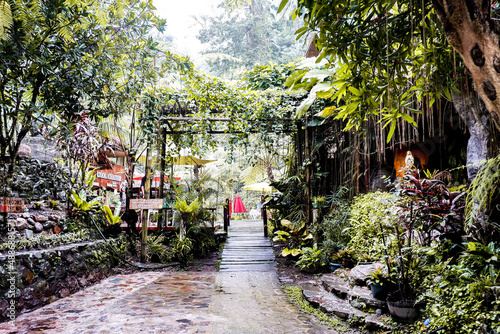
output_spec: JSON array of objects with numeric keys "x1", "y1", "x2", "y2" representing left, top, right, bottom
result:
[
  {"x1": 0, "y1": 197, "x2": 25, "y2": 213},
  {"x1": 94, "y1": 165, "x2": 125, "y2": 191}
]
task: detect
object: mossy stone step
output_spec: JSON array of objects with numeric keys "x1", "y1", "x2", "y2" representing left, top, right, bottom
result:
[
  {"x1": 321, "y1": 273, "x2": 387, "y2": 309},
  {"x1": 301, "y1": 282, "x2": 392, "y2": 331}
]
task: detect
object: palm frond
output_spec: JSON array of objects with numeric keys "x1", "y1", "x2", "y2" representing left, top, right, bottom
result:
[{"x1": 0, "y1": 1, "x2": 13, "y2": 41}]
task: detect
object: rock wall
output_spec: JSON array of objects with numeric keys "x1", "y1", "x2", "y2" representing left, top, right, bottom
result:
[
  {"x1": 5, "y1": 210, "x2": 67, "y2": 239},
  {"x1": 0, "y1": 238, "x2": 127, "y2": 322},
  {"x1": 0, "y1": 157, "x2": 72, "y2": 202}
]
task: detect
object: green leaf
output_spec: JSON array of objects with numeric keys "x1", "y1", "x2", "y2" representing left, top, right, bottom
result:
[
  {"x1": 278, "y1": 0, "x2": 290, "y2": 13},
  {"x1": 401, "y1": 113, "x2": 416, "y2": 125},
  {"x1": 348, "y1": 86, "x2": 361, "y2": 96},
  {"x1": 386, "y1": 120, "x2": 397, "y2": 143},
  {"x1": 316, "y1": 106, "x2": 336, "y2": 117}
]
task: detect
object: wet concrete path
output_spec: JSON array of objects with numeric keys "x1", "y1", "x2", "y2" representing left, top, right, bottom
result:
[
  {"x1": 211, "y1": 220, "x2": 329, "y2": 333},
  {"x1": 1, "y1": 220, "x2": 336, "y2": 334}
]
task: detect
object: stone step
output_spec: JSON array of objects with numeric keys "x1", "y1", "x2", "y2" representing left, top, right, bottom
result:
[
  {"x1": 321, "y1": 274, "x2": 387, "y2": 310},
  {"x1": 300, "y1": 282, "x2": 392, "y2": 331}
]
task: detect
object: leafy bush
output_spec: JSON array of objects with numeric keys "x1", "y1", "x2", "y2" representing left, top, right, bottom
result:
[
  {"x1": 315, "y1": 187, "x2": 351, "y2": 261},
  {"x1": 345, "y1": 191, "x2": 400, "y2": 259},
  {"x1": 273, "y1": 219, "x2": 313, "y2": 257},
  {"x1": 147, "y1": 234, "x2": 172, "y2": 263},
  {"x1": 296, "y1": 243, "x2": 324, "y2": 271},
  {"x1": 417, "y1": 242, "x2": 500, "y2": 333},
  {"x1": 188, "y1": 225, "x2": 217, "y2": 258},
  {"x1": 171, "y1": 234, "x2": 193, "y2": 268}
]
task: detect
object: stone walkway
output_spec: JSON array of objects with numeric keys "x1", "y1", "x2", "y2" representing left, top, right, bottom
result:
[{"x1": 1, "y1": 220, "x2": 338, "y2": 334}]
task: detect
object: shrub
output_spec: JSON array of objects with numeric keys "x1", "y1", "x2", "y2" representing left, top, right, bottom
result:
[
  {"x1": 316, "y1": 196, "x2": 351, "y2": 261},
  {"x1": 345, "y1": 191, "x2": 400, "y2": 259},
  {"x1": 147, "y1": 234, "x2": 172, "y2": 263}
]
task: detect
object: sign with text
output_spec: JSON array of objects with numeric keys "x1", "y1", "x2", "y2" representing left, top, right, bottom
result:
[
  {"x1": 129, "y1": 199, "x2": 165, "y2": 210},
  {"x1": 0, "y1": 197, "x2": 25, "y2": 213}
]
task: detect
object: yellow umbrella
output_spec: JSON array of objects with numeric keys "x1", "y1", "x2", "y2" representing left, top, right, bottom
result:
[{"x1": 137, "y1": 155, "x2": 216, "y2": 166}]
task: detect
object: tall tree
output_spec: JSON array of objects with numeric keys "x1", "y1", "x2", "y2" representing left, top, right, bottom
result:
[
  {"x1": 279, "y1": 0, "x2": 496, "y2": 180},
  {"x1": 197, "y1": 0, "x2": 303, "y2": 77},
  {"x1": 0, "y1": 0, "x2": 165, "y2": 181},
  {"x1": 434, "y1": 0, "x2": 500, "y2": 129}
]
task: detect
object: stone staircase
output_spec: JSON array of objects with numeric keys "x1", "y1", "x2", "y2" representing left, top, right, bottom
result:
[{"x1": 299, "y1": 264, "x2": 393, "y2": 331}]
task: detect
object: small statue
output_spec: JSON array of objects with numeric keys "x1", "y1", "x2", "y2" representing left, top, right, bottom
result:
[{"x1": 405, "y1": 150, "x2": 415, "y2": 170}]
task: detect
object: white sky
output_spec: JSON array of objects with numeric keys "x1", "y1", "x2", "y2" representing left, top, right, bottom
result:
[{"x1": 152, "y1": 0, "x2": 223, "y2": 58}]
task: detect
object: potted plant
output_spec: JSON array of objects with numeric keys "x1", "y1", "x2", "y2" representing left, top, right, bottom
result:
[
  {"x1": 368, "y1": 266, "x2": 390, "y2": 300},
  {"x1": 379, "y1": 201, "x2": 424, "y2": 323},
  {"x1": 332, "y1": 248, "x2": 356, "y2": 268}
]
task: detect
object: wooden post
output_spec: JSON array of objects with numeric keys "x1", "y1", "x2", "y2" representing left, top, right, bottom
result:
[
  {"x1": 263, "y1": 209, "x2": 268, "y2": 237},
  {"x1": 141, "y1": 147, "x2": 151, "y2": 263},
  {"x1": 262, "y1": 207, "x2": 268, "y2": 237},
  {"x1": 223, "y1": 198, "x2": 229, "y2": 232},
  {"x1": 158, "y1": 108, "x2": 167, "y2": 232}
]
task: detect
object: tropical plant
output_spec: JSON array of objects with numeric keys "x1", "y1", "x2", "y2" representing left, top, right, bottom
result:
[
  {"x1": 70, "y1": 190, "x2": 101, "y2": 214},
  {"x1": 68, "y1": 190, "x2": 103, "y2": 233},
  {"x1": 401, "y1": 170, "x2": 466, "y2": 247},
  {"x1": 102, "y1": 205, "x2": 122, "y2": 226},
  {"x1": 331, "y1": 248, "x2": 356, "y2": 263},
  {"x1": 173, "y1": 197, "x2": 201, "y2": 240},
  {"x1": 171, "y1": 234, "x2": 193, "y2": 268},
  {"x1": 47, "y1": 199, "x2": 60, "y2": 210},
  {"x1": 273, "y1": 219, "x2": 313, "y2": 257},
  {"x1": 296, "y1": 243, "x2": 324, "y2": 271},
  {"x1": 368, "y1": 267, "x2": 390, "y2": 286},
  {"x1": 147, "y1": 234, "x2": 172, "y2": 264},
  {"x1": 465, "y1": 154, "x2": 500, "y2": 244}
]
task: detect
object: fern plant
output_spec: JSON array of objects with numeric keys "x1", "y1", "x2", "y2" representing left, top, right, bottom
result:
[
  {"x1": 465, "y1": 154, "x2": 500, "y2": 243},
  {"x1": 0, "y1": 0, "x2": 13, "y2": 41}
]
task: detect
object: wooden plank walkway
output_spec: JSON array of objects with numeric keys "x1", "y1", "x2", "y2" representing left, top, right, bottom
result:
[{"x1": 218, "y1": 219, "x2": 276, "y2": 272}]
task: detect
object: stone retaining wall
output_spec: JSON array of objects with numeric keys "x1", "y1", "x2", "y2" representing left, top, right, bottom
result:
[
  {"x1": 0, "y1": 238, "x2": 128, "y2": 322},
  {"x1": 5, "y1": 210, "x2": 67, "y2": 239},
  {"x1": 0, "y1": 156, "x2": 71, "y2": 201}
]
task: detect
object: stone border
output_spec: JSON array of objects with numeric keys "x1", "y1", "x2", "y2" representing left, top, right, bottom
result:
[{"x1": 0, "y1": 238, "x2": 127, "y2": 323}]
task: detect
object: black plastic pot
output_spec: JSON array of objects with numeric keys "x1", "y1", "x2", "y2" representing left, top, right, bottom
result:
[
  {"x1": 386, "y1": 299, "x2": 424, "y2": 323},
  {"x1": 370, "y1": 283, "x2": 389, "y2": 300}
]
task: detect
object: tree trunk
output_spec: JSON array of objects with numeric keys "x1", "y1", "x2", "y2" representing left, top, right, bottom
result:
[
  {"x1": 265, "y1": 160, "x2": 275, "y2": 182},
  {"x1": 434, "y1": 0, "x2": 500, "y2": 129},
  {"x1": 451, "y1": 90, "x2": 492, "y2": 181}
]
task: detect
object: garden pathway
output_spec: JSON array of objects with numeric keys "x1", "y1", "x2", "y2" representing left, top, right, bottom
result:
[{"x1": 1, "y1": 220, "x2": 338, "y2": 334}]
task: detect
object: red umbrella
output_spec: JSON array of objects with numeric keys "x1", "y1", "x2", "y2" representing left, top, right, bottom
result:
[{"x1": 233, "y1": 193, "x2": 247, "y2": 213}]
